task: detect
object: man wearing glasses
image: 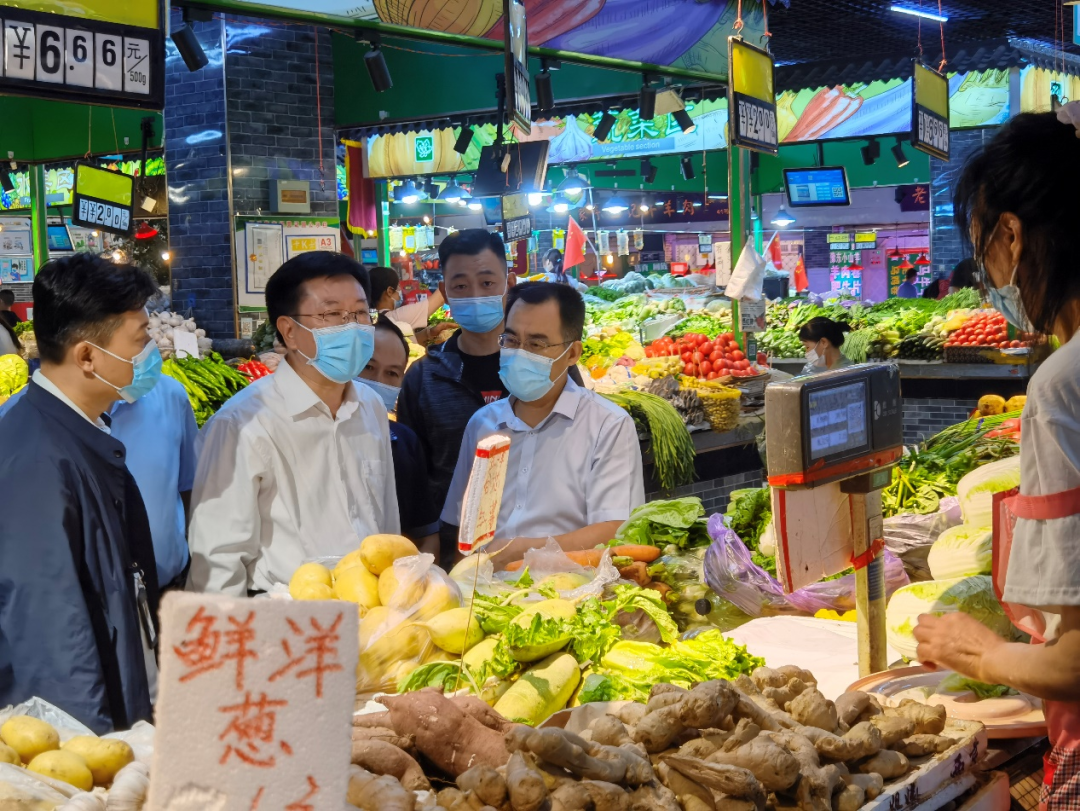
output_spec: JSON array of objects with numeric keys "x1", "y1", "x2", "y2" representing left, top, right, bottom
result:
[
  {"x1": 187, "y1": 252, "x2": 399, "y2": 595},
  {"x1": 440, "y1": 282, "x2": 644, "y2": 565}
]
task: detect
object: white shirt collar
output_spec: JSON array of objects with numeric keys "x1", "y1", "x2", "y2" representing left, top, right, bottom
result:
[
  {"x1": 272, "y1": 355, "x2": 360, "y2": 421},
  {"x1": 495, "y1": 376, "x2": 583, "y2": 432},
  {"x1": 33, "y1": 369, "x2": 111, "y2": 434}
]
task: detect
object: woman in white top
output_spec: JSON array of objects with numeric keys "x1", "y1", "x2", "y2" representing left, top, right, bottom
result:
[
  {"x1": 913, "y1": 105, "x2": 1080, "y2": 810},
  {"x1": 368, "y1": 266, "x2": 448, "y2": 342},
  {"x1": 0, "y1": 317, "x2": 20, "y2": 357}
]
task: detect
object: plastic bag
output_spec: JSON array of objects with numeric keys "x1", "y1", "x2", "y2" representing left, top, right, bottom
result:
[
  {"x1": 724, "y1": 243, "x2": 766, "y2": 301},
  {"x1": 703, "y1": 516, "x2": 910, "y2": 617},
  {"x1": 447, "y1": 540, "x2": 617, "y2": 603},
  {"x1": 883, "y1": 500, "x2": 963, "y2": 582},
  {"x1": 356, "y1": 553, "x2": 462, "y2": 696},
  {"x1": 0, "y1": 696, "x2": 94, "y2": 742},
  {"x1": 0, "y1": 762, "x2": 73, "y2": 808}
]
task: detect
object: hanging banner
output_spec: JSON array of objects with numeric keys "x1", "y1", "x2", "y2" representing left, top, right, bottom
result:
[
  {"x1": 502, "y1": 192, "x2": 532, "y2": 242},
  {"x1": 0, "y1": 2, "x2": 164, "y2": 110},
  {"x1": 71, "y1": 163, "x2": 133, "y2": 235},
  {"x1": 912, "y1": 62, "x2": 950, "y2": 161},
  {"x1": 727, "y1": 37, "x2": 777, "y2": 155},
  {"x1": 503, "y1": 0, "x2": 531, "y2": 135}
]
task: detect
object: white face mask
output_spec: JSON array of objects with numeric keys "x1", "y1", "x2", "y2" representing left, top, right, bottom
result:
[{"x1": 806, "y1": 343, "x2": 826, "y2": 367}]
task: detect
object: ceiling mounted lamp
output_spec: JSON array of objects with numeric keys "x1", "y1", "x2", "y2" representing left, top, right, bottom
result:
[
  {"x1": 847, "y1": 260, "x2": 864, "y2": 271},
  {"x1": 638, "y1": 199, "x2": 650, "y2": 214},
  {"x1": 361, "y1": 33, "x2": 393, "y2": 93},
  {"x1": 594, "y1": 112, "x2": 617, "y2": 142},
  {"x1": 453, "y1": 124, "x2": 474, "y2": 155},
  {"x1": 888, "y1": 245, "x2": 903, "y2": 258},
  {"x1": 557, "y1": 167, "x2": 590, "y2": 194},
  {"x1": 914, "y1": 252, "x2": 931, "y2": 265},
  {"x1": 673, "y1": 108, "x2": 696, "y2": 134},
  {"x1": 889, "y1": 4, "x2": 948, "y2": 22},
  {"x1": 551, "y1": 193, "x2": 571, "y2": 213},
  {"x1": 467, "y1": 200, "x2": 483, "y2": 211},
  {"x1": 134, "y1": 222, "x2": 159, "y2": 240},
  {"x1": 396, "y1": 179, "x2": 422, "y2": 205},
  {"x1": 861, "y1": 138, "x2": 880, "y2": 166},
  {"x1": 171, "y1": 8, "x2": 209, "y2": 72},
  {"x1": 892, "y1": 138, "x2": 910, "y2": 168},
  {"x1": 639, "y1": 79, "x2": 657, "y2": 120},
  {"x1": 641, "y1": 159, "x2": 657, "y2": 184},
  {"x1": 438, "y1": 176, "x2": 470, "y2": 203},
  {"x1": 771, "y1": 207, "x2": 796, "y2": 227},
  {"x1": 680, "y1": 155, "x2": 695, "y2": 180},
  {"x1": 602, "y1": 188, "x2": 630, "y2": 214},
  {"x1": 898, "y1": 258, "x2": 915, "y2": 271},
  {"x1": 534, "y1": 58, "x2": 560, "y2": 115},
  {"x1": 423, "y1": 179, "x2": 439, "y2": 199}
]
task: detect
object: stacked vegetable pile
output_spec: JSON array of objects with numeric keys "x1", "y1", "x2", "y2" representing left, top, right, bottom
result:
[
  {"x1": 161, "y1": 352, "x2": 250, "y2": 427},
  {"x1": 600, "y1": 390, "x2": 697, "y2": 489},
  {"x1": 348, "y1": 664, "x2": 970, "y2": 811},
  {"x1": 646, "y1": 332, "x2": 757, "y2": 380},
  {"x1": 944, "y1": 310, "x2": 1025, "y2": 350},
  {"x1": 0, "y1": 714, "x2": 147, "y2": 804},
  {"x1": 724, "y1": 488, "x2": 775, "y2": 575},
  {"x1": 0, "y1": 354, "x2": 27, "y2": 405},
  {"x1": 581, "y1": 328, "x2": 644, "y2": 379},
  {"x1": 664, "y1": 310, "x2": 733, "y2": 340},
  {"x1": 147, "y1": 311, "x2": 212, "y2": 358}
]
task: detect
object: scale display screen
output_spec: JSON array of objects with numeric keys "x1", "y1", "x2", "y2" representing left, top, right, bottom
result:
[{"x1": 807, "y1": 380, "x2": 869, "y2": 460}]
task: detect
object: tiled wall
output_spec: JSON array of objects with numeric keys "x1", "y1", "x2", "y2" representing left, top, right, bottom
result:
[
  {"x1": 647, "y1": 469, "x2": 764, "y2": 515},
  {"x1": 164, "y1": 16, "x2": 235, "y2": 338},
  {"x1": 902, "y1": 397, "x2": 979, "y2": 445},
  {"x1": 929, "y1": 128, "x2": 996, "y2": 276}
]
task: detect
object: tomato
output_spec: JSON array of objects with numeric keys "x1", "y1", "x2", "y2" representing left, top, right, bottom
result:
[
  {"x1": 738, "y1": 360, "x2": 751, "y2": 370},
  {"x1": 708, "y1": 350, "x2": 722, "y2": 364},
  {"x1": 731, "y1": 350, "x2": 745, "y2": 362},
  {"x1": 706, "y1": 371, "x2": 719, "y2": 380},
  {"x1": 692, "y1": 352, "x2": 705, "y2": 364},
  {"x1": 720, "y1": 332, "x2": 734, "y2": 344},
  {"x1": 1011, "y1": 340, "x2": 1022, "y2": 348},
  {"x1": 680, "y1": 351, "x2": 692, "y2": 363},
  {"x1": 683, "y1": 363, "x2": 695, "y2": 376},
  {"x1": 700, "y1": 361, "x2": 713, "y2": 375}
]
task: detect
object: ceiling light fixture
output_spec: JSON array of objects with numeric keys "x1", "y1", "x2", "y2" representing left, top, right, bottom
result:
[
  {"x1": 396, "y1": 179, "x2": 421, "y2": 205},
  {"x1": 847, "y1": 260, "x2": 864, "y2": 271},
  {"x1": 603, "y1": 187, "x2": 630, "y2": 214},
  {"x1": 641, "y1": 159, "x2": 658, "y2": 184},
  {"x1": 362, "y1": 33, "x2": 393, "y2": 92},
  {"x1": 680, "y1": 155, "x2": 695, "y2": 180},
  {"x1": 134, "y1": 222, "x2": 159, "y2": 240},
  {"x1": 914, "y1": 252, "x2": 931, "y2": 265},
  {"x1": 551, "y1": 193, "x2": 570, "y2": 213},
  {"x1": 468, "y1": 200, "x2": 483, "y2": 211},
  {"x1": 557, "y1": 168, "x2": 589, "y2": 194},
  {"x1": 639, "y1": 79, "x2": 657, "y2": 120},
  {"x1": 594, "y1": 112, "x2": 617, "y2": 142},
  {"x1": 861, "y1": 138, "x2": 880, "y2": 166},
  {"x1": 171, "y1": 9, "x2": 209, "y2": 72},
  {"x1": 438, "y1": 176, "x2": 470, "y2": 203},
  {"x1": 890, "y1": 4, "x2": 948, "y2": 22},
  {"x1": 453, "y1": 123, "x2": 474, "y2": 155},
  {"x1": 534, "y1": 58, "x2": 558, "y2": 114},
  {"x1": 898, "y1": 258, "x2": 915, "y2": 271},
  {"x1": 771, "y1": 207, "x2": 796, "y2": 227},
  {"x1": 892, "y1": 139, "x2": 910, "y2": 168},
  {"x1": 673, "y1": 108, "x2": 696, "y2": 134}
]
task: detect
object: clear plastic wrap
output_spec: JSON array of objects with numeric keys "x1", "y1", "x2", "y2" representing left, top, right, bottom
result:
[
  {"x1": 883, "y1": 498, "x2": 963, "y2": 582},
  {"x1": 703, "y1": 515, "x2": 910, "y2": 617},
  {"x1": 0, "y1": 762, "x2": 73, "y2": 807}
]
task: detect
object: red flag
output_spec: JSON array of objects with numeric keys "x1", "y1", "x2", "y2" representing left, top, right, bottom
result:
[
  {"x1": 564, "y1": 217, "x2": 587, "y2": 268},
  {"x1": 345, "y1": 140, "x2": 377, "y2": 236},
  {"x1": 765, "y1": 231, "x2": 783, "y2": 269},
  {"x1": 793, "y1": 254, "x2": 809, "y2": 293}
]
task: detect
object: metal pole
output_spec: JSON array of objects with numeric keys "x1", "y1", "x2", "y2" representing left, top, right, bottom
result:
[
  {"x1": 375, "y1": 180, "x2": 391, "y2": 266},
  {"x1": 30, "y1": 164, "x2": 48, "y2": 271},
  {"x1": 850, "y1": 490, "x2": 887, "y2": 676}
]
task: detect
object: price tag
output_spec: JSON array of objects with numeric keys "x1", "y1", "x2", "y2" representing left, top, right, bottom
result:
[
  {"x1": 123, "y1": 37, "x2": 149, "y2": 94},
  {"x1": 5, "y1": 22, "x2": 36, "y2": 80},
  {"x1": 71, "y1": 164, "x2": 134, "y2": 236},
  {"x1": 34, "y1": 24, "x2": 64, "y2": 84},
  {"x1": 93, "y1": 32, "x2": 122, "y2": 91},
  {"x1": 65, "y1": 28, "x2": 93, "y2": 87},
  {"x1": 173, "y1": 329, "x2": 200, "y2": 360}
]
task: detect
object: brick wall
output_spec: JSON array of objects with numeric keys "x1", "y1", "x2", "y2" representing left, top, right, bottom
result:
[
  {"x1": 902, "y1": 396, "x2": 979, "y2": 445},
  {"x1": 929, "y1": 128, "x2": 996, "y2": 276},
  {"x1": 647, "y1": 469, "x2": 764, "y2": 515},
  {"x1": 164, "y1": 15, "x2": 236, "y2": 338},
  {"x1": 224, "y1": 19, "x2": 338, "y2": 218}
]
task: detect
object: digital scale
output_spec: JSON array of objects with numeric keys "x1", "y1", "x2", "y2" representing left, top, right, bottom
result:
[{"x1": 765, "y1": 364, "x2": 902, "y2": 674}]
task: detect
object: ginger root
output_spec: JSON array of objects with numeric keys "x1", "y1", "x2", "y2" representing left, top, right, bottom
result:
[
  {"x1": 661, "y1": 756, "x2": 766, "y2": 811},
  {"x1": 869, "y1": 715, "x2": 916, "y2": 747},
  {"x1": 721, "y1": 720, "x2": 762, "y2": 753},
  {"x1": 801, "y1": 721, "x2": 883, "y2": 762},
  {"x1": 707, "y1": 738, "x2": 800, "y2": 792},
  {"x1": 351, "y1": 724, "x2": 417, "y2": 755},
  {"x1": 886, "y1": 701, "x2": 947, "y2": 735},
  {"x1": 858, "y1": 749, "x2": 910, "y2": 779},
  {"x1": 628, "y1": 781, "x2": 683, "y2": 811},
  {"x1": 583, "y1": 780, "x2": 631, "y2": 811},
  {"x1": 550, "y1": 782, "x2": 595, "y2": 811},
  {"x1": 787, "y1": 690, "x2": 838, "y2": 732},
  {"x1": 634, "y1": 682, "x2": 739, "y2": 753},
  {"x1": 832, "y1": 783, "x2": 864, "y2": 811},
  {"x1": 347, "y1": 765, "x2": 416, "y2": 811},
  {"x1": 761, "y1": 731, "x2": 842, "y2": 811},
  {"x1": 842, "y1": 772, "x2": 884, "y2": 800},
  {"x1": 612, "y1": 703, "x2": 647, "y2": 729},
  {"x1": 897, "y1": 734, "x2": 953, "y2": 757},
  {"x1": 833, "y1": 692, "x2": 871, "y2": 730},
  {"x1": 458, "y1": 764, "x2": 508, "y2": 809},
  {"x1": 679, "y1": 738, "x2": 720, "y2": 759},
  {"x1": 506, "y1": 725, "x2": 653, "y2": 786},
  {"x1": 657, "y1": 760, "x2": 716, "y2": 811},
  {"x1": 504, "y1": 751, "x2": 548, "y2": 811}
]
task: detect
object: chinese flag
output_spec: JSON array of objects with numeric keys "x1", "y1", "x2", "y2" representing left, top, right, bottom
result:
[
  {"x1": 565, "y1": 217, "x2": 587, "y2": 268},
  {"x1": 793, "y1": 254, "x2": 809, "y2": 293},
  {"x1": 765, "y1": 232, "x2": 783, "y2": 269}
]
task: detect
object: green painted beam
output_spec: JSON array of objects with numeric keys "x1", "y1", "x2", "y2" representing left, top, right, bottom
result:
[{"x1": 30, "y1": 165, "x2": 48, "y2": 270}]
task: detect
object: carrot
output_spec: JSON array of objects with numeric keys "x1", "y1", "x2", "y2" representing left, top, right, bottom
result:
[{"x1": 503, "y1": 545, "x2": 661, "y2": 572}]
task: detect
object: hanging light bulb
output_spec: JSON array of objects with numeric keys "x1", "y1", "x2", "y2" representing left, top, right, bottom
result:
[
  {"x1": 551, "y1": 193, "x2": 570, "y2": 213},
  {"x1": 134, "y1": 222, "x2": 159, "y2": 240},
  {"x1": 771, "y1": 207, "x2": 796, "y2": 227},
  {"x1": 847, "y1": 260, "x2": 864, "y2": 271},
  {"x1": 898, "y1": 258, "x2": 915, "y2": 271},
  {"x1": 438, "y1": 176, "x2": 470, "y2": 203},
  {"x1": 914, "y1": 252, "x2": 931, "y2": 266},
  {"x1": 468, "y1": 200, "x2": 482, "y2": 211},
  {"x1": 605, "y1": 253, "x2": 614, "y2": 265},
  {"x1": 528, "y1": 191, "x2": 544, "y2": 207},
  {"x1": 396, "y1": 179, "x2": 422, "y2": 205},
  {"x1": 161, "y1": 250, "x2": 171, "y2": 262},
  {"x1": 602, "y1": 186, "x2": 629, "y2": 214}
]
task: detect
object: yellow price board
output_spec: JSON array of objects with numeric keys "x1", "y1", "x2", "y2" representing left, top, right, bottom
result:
[
  {"x1": 912, "y1": 62, "x2": 950, "y2": 161},
  {"x1": 11, "y1": 0, "x2": 158, "y2": 30},
  {"x1": 71, "y1": 164, "x2": 133, "y2": 235},
  {"x1": 727, "y1": 37, "x2": 777, "y2": 155}
]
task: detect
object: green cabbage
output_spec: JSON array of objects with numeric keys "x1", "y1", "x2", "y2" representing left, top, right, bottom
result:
[
  {"x1": 928, "y1": 524, "x2": 992, "y2": 580},
  {"x1": 886, "y1": 575, "x2": 1019, "y2": 660},
  {"x1": 957, "y1": 456, "x2": 1021, "y2": 527}
]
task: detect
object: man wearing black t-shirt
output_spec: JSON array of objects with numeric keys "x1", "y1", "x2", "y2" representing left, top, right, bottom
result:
[{"x1": 398, "y1": 229, "x2": 515, "y2": 562}]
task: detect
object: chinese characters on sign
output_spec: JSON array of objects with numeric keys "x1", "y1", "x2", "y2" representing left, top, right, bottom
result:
[
  {"x1": 150, "y1": 593, "x2": 357, "y2": 811},
  {"x1": 0, "y1": 10, "x2": 163, "y2": 109},
  {"x1": 728, "y1": 37, "x2": 778, "y2": 155}
]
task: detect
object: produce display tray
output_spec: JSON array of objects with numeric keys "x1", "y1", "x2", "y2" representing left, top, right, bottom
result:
[{"x1": 848, "y1": 667, "x2": 1046, "y2": 739}]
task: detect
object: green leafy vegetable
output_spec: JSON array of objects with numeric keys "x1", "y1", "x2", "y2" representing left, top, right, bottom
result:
[
  {"x1": 939, "y1": 673, "x2": 1017, "y2": 699},
  {"x1": 614, "y1": 497, "x2": 710, "y2": 549}
]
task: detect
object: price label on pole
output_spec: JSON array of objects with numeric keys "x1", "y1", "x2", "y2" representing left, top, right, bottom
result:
[
  {"x1": 71, "y1": 163, "x2": 133, "y2": 236},
  {"x1": 727, "y1": 37, "x2": 778, "y2": 156}
]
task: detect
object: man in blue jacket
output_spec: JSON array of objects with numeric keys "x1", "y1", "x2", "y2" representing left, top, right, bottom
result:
[{"x1": 0, "y1": 254, "x2": 161, "y2": 733}]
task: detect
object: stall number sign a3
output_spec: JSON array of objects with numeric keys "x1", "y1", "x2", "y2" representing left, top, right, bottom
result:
[
  {"x1": 1, "y1": 9, "x2": 163, "y2": 109},
  {"x1": 72, "y1": 164, "x2": 134, "y2": 236}
]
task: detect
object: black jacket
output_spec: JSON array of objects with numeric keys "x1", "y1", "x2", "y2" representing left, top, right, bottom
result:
[
  {"x1": 0, "y1": 382, "x2": 159, "y2": 733},
  {"x1": 397, "y1": 340, "x2": 487, "y2": 521}
]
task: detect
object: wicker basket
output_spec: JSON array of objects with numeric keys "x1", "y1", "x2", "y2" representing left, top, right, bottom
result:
[{"x1": 692, "y1": 387, "x2": 742, "y2": 433}]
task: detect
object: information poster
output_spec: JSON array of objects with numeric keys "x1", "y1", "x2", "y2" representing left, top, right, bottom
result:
[
  {"x1": 0, "y1": 256, "x2": 33, "y2": 283},
  {"x1": 236, "y1": 217, "x2": 340, "y2": 309},
  {"x1": 830, "y1": 267, "x2": 862, "y2": 298},
  {"x1": 0, "y1": 229, "x2": 31, "y2": 255},
  {"x1": 503, "y1": 0, "x2": 531, "y2": 135},
  {"x1": 245, "y1": 222, "x2": 284, "y2": 293},
  {"x1": 285, "y1": 231, "x2": 338, "y2": 260}
]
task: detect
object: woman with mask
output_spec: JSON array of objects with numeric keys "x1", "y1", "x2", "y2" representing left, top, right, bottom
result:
[
  {"x1": 912, "y1": 107, "x2": 1080, "y2": 811},
  {"x1": 358, "y1": 317, "x2": 439, "y2": 556},
  {"x1": 798, "y1": 316, "x2": 852, "y2": 375},
  {"x1": 369, "y1": 265, "x2": 450, "y2": 344},
  {"x1": 543, "y1": 248, "x2": 568, "y2": 285}
]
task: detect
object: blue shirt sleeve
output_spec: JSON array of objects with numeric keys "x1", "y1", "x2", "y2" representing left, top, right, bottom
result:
[{"x1": 177, "y1": 387, "x2": 198, "y2": 493}]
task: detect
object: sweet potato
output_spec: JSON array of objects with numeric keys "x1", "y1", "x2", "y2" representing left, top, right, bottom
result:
[
  {"x1": 379, "y1": 688, "x2": 510, "y2": 777},
  {"x1": 351, "y1": 738, "x2": 430, "y2": 791},
  {"x1": 453, "y1": 694, "x2": 515, "y2": 733},
  {"x1": 347, "y1": 765, "x2": 415, "y2": 811},
  {"x1": 351, "y1": 724, "x2": 416, "y2": 755}
]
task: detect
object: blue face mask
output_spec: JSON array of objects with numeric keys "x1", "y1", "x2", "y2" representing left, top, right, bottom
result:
[
  {"x1": 977, "y1": 226, "x2": 1032, "y2": 331},
  {"x1": 89, "y1": 340, "x2": 163, "y2": 404},
  {"x1": 499, "y1": 345, "x2": 572, "y2": 403},
  {"x1": 448, "y1": 290, "x2": 505, "y2": 335},
  {"x1": 292, "y1": 320, "x2": 376, "y2": 384},
  {"x1": 359, "y1": 377, "x2": 400, "y2": 413}
]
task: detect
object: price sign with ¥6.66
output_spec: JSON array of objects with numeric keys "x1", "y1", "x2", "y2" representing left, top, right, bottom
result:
[
  {"x1": 0, "y1": 9, "x2": 163, "y2": 109},
  {"x1": 71, "y1": 164, "x2": 134, "y2": 236}
]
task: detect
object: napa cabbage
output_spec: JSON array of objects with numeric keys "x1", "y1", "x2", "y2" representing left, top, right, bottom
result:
[
  {"x1": 927, "y1": 524, "x2": 992, "y2": 580},
  {"x1": 957, "y1": 456, "x2": 1021, "y2": 527}
]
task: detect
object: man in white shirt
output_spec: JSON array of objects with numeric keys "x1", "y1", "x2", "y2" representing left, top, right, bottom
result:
[
  {"x1": 441, "y1": 282, "x2": 645, "y2": 564},
  {"x1": 187, "y1": 252, "x2": 399, "y2": 595}
]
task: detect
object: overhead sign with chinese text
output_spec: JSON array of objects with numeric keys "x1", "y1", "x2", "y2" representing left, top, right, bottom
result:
[
  {"x1": 71, "y1": 163, "x2": 132, "y2": 235},
  {"x1": 0, "y1": 3, "x2": 164, "y2": 109},
  {"x1": 912, "y1": 62, "x2": 949, "y2": 161},
  {"x1": 728, "y1": 37, "x2": 777, "y2": 155},
  {"x1": 503, "y1": 0, "x2": 530, "y2": 135},
  {"x1": 502, "y1": 192, "x2": 532, "y2": 242}
]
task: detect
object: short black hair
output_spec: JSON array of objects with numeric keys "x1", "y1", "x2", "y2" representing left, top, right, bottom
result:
[
  {"x1": 543, "y1": 248, "x2": 563, "y2": 271},
  {"x1": 375, "y1": 313, "x2": 410, "y2": 359},
  {"x1": 369, "y1": 266, "x2": 400, "y2": 307},
  {"x1": 798, "y1": 316, "x2": 852, "y2": 348},
  {"x1": 265, "y1": 251, "x2": 371, "y2": 342},
  {"x1": 905, "y1": 268, "x2": 918, "y2": 281},
  {"x1": 438, "y1": 228, "x2": 506, "y2": 270},
  {"x1": 0, "y1": 289, "x2": 14, "y2": 306},
  {"x1": 954, "y1": 111, "x2": 1080, "y2": 333},
  {"x1": 34, "y1": 253, "x2": 157, "y2": 365},
  {"x1": 505, "y1": 281, "x2": 585, "y2": 342}
]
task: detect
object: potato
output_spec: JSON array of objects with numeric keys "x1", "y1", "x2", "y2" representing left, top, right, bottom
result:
[
  {"x1": 1, "y1": 715, "x2": 60, "y2": 763},
  {"x1": 62, "y1": 736, "x2": 135, "y2": 786},
  {"x1": 361, "y1": 535, "x2": 419, "y2": 576},
  {"x1": 28, "y1": 750, "x2": 94, "y2": 791}
]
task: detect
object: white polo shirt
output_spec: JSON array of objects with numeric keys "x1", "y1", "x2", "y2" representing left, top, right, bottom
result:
[{"x1": 441, "y1": 377, "x2": 645, "y2": 540}]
